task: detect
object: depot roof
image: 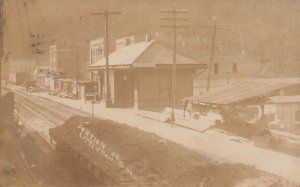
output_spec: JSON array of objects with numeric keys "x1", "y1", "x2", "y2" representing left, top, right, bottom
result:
[{"x1": 88, "y1": 40, "x2": 206, "y2": 70}]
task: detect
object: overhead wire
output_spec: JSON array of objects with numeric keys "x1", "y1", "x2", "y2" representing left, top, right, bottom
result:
[
  {"x1": 21, "y1": 0, "x2": 40, "y2": 62},
  {"x1": 13, "y1": 0, "x2": 27, "y2": 55}
]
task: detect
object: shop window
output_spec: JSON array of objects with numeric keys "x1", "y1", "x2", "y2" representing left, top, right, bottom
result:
[{"x1": 125, "y1": 38, "x2": 131, "y2": 46}]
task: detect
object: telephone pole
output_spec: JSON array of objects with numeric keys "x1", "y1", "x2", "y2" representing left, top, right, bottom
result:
[
  {"x1": 75, "y1": 46, "x2": 79, "y2": 98},
  {"x1": 206, "y1": 21, "x2": 217, "y2": 92},
  {"x1": 0, "y1": 0, "x2": 3, "y2": 96},
  {"x1": 198, "y1": 20, "x2": 231, "y2": 92},
  {"x1": 160, "y1": 9, "x2": 188, "y2": 122},
  {"x1": 91, "y1": 10, "x2": 121, "y2": 107}
]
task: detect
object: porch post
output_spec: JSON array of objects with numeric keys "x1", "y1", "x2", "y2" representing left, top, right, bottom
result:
[
  {"x1": 98, "y1": 70, "x2": 102, "y2": 100},
  {"x1": 133, "y1": 72, "x2": 139, "y2": 109},
  {"x1": 90, "y1": 71, "x2": 94, "y2": 81},
  {"x1": 260, "y1": 103, "x2": 265, "y2": 120}
]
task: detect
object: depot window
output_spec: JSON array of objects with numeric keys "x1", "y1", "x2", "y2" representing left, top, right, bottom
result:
[
  {"x1": 295, "y1": 110, "x2": 300, "y2": 122},
  {"x1": 232, "y1": 63, "x2": 237, "y2": 73},
  {"x1": 213, "y1": 63, "x2": 219, "y2": 74}
]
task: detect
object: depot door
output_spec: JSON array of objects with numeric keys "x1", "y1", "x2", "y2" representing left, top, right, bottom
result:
[{"x1": 114, "y1": 71, "x2": 133, "y2": 108}]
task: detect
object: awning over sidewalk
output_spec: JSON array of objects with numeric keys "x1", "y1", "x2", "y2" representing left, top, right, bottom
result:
[{"x1": 190, "y1": 78, "x2": 300, "y2": 105}]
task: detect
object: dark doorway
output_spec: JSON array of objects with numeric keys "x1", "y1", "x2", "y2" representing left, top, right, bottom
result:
[{"x1": 115, "y1": 71, "x2": 133, "y2": 108}]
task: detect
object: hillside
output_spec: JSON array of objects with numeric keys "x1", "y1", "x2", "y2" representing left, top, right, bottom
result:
[{"x1": 2, "y1": 0, "x2": 300, "y2": 74}]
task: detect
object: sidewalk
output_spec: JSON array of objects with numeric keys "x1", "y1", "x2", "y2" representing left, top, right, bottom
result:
[{"x1": 29, "y1": 90, "x2": 300, "y2": 184}]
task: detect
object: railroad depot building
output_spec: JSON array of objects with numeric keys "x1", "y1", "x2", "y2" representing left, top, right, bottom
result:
[{"x1": 88, "y1": 40, "x2": 206, "y2": 109}]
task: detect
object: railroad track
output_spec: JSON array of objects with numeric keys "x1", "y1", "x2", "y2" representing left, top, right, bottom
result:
[
  {"x1": 14, "y1": 88, "x2": 88, "y2": 122},
  {"x1": 4, "y1": 86, "x2": 89, "y2": 154},
  {"x1": 17, "y1": 103, "x2": 56, "y2": 151}
]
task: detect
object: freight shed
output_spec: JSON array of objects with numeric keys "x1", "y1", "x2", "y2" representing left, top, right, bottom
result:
[
  {"x1": 189, "y1": 78, "x2": 300, "y2": 131},
  {"x1": 88, "y1": 40, "x2": 206, "y2": 109},
  {"x1": 266, "y1": 95, "x2": 300, "y2": 134}
]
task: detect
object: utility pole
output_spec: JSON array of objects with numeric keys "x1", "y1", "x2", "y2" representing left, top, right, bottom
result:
[
  {"x1": 75, "y1": 46, "x2": 79, "y2": 98},
  {"x1": 0, "y1": 0, "x2": 3, "y2": 96},
  {"x1": 160, "y1": 9, "x2": 188, "y2": 122},
  {"x1": 75, "y1": 47, "x2": 79, "y2": 83},
  {"x1": 206, "y1": 21, "x2": 217, "y2": 92},
  {"x1": 91, "y1": 10, "x2": 121, "y2": 107},
  {"x1": 198, "y1": 20, "x2": 231, "y2": 92},
  {"x1": 226, "y1": 71, "x2": 229, "y2": 85}
]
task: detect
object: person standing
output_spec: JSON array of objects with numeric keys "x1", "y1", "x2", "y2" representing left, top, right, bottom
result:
[
  {"x1": 183, "y1": 97, "x2": 189, "y2": 118},
  {"x1": 25, "y1": 79, "x2": 29, "y2": 92},
  {"x1": 187, "y1": 100, "x2": 193, "y2": 118}
]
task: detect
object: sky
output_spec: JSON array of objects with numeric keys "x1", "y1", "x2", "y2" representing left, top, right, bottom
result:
[{"x1": 2, "y1": 0, "x2": 300, "y2": 73}]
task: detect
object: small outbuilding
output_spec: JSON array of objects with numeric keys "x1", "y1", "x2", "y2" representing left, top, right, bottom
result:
[{"x1": 266, "y1": 95, "x2": 300, "y2": 133}]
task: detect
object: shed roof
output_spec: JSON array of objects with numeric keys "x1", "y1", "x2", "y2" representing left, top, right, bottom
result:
[
  {"x1": 190, "y1": 78, "x2": 300, "y2": 105},
  {"x1": 268, "y1": 95, "x2": 300, "y2": 103},
  {"x1": 88, "y1": 40, "x2": 205, "y2": 70}
]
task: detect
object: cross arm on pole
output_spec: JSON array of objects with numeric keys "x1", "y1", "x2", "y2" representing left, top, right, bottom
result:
[
  {"x1": 160, "y1": 17, "x2": 188, "y2": 21},
  {"x1": 197, "y1": 25, "x2": 231, "y2": 31},
  {"x1": 160, "y1": 9, "x2": 189, "y2": 13},
  {"x1": 160, "y1": 25, "x2": 189, "y2": 28},
  {"x1": 91, "y1": 12, "x2": 121, "y2": 16}
]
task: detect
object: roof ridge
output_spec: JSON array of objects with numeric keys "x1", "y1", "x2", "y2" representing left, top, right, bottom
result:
[
  {"x1": 131, "y1": 40, "x2": 155, "y2": 64},
  {"x1": 91, "y1": 40, "x2": 153, "y2": 67},
  {"x1": 155, "y1": 41, "x2": 201, "y2": 63}
]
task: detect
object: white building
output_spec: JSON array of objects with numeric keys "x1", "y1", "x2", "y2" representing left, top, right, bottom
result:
[
  {"x1": 115, "y1": 35, "x2": 134, "y2": 51},
  {"x1": 89, "y1": 38, "x2": 104, "y2": 66},
  {"x1": 8, "y1": 59, "x2": 36, "y2": 84}
]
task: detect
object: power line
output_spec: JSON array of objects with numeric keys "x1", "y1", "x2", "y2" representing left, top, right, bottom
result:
[
  {"x1": 160, "y1": 9, "x2": 189, "y2": 122},
  {"x1": 196, "y1": 20, "x2": 231, "y2": 92},
  {"x1": 14, "y1": 0, "x2": 27, "y2": 55},
  {"x1": 0, "y1": 0, "x2": 3, "y2": 96},
  {"x1": 114, "y1": 21, "x2": 158, "y2": 39}
]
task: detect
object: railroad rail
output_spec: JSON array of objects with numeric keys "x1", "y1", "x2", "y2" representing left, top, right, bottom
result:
[
  {"x1": 14, "y1": 88, "x2": 88, "y2": 122},
  {"x1": 4, "y1": 86, "x2": 89, "y2": 153}
]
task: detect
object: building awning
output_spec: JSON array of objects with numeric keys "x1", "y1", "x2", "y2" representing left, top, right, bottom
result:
[
  {"x1": 88, "y1": 65, "x2": 131, "y2": 70},
  {"x1": 36, "y1": 73, "x2": 47, "y2": 78},
  {"x1": 132, "y1": 63, "x2": 156, "y2": 68},
  {"x1": 56, "y1": 78, "x2": 74, "y2": 82},
  {"x1": 77, "y1": 81, "x2": 97, "y2": 85},
  {"x1": 190, "y1": 78, "x2": 300, "y2": 105}
]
